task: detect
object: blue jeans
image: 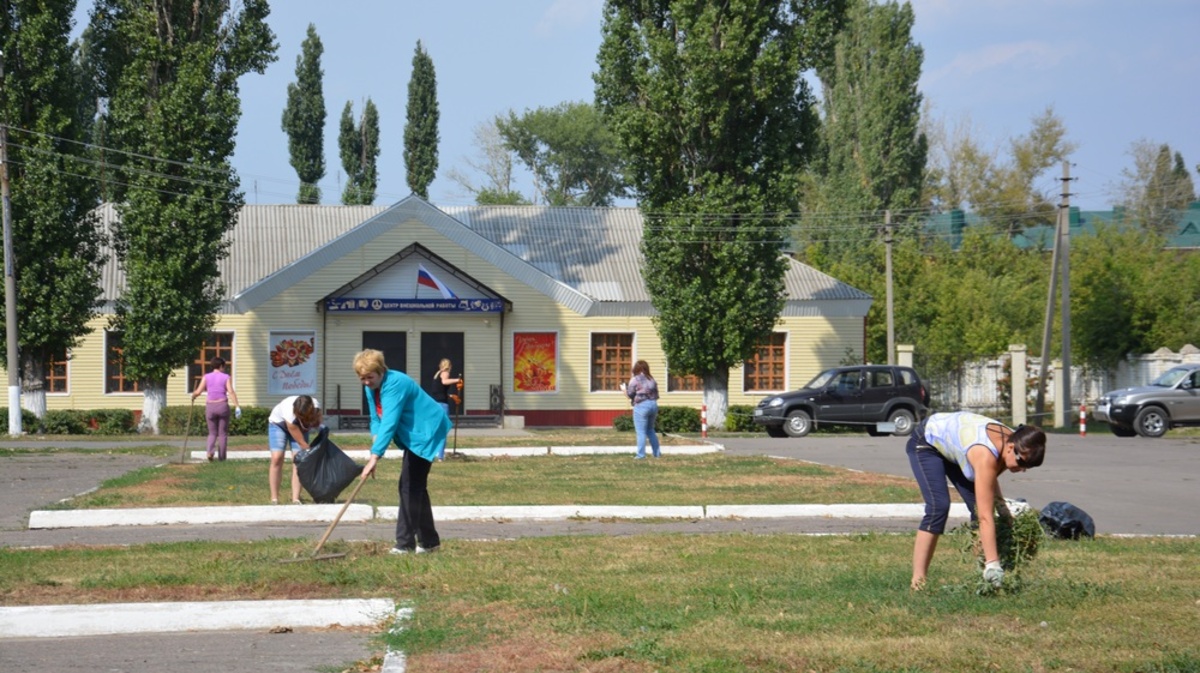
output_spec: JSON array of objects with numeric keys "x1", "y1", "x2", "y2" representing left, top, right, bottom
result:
[
  {"x1": 268, "y1": 423, "x2": 308, "y2": 452},
  {"x1": 633, "y1": 400, "x2": 661, "y2": 458},
  {"x1": 906, "y1": 428, "x2": 978, "y2": 534}
]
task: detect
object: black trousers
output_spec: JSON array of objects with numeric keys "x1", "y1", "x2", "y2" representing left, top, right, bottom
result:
[{"x1": 395, "y1": 449, "x2": 439, "y2": 550}]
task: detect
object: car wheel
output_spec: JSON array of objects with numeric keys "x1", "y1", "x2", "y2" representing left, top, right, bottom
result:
[
  {"x1": 783, "y1": 410, "x2": 813, "y2": 438},
  {"x1": 888, "y1": 409, "x2": 916, "y2": 436},
  {"x1": 1108, "y1": 424, "x2": 1137, "y2": 438},
  {"x1": 1133, "y1": 406, "x2": 1169, "y2": 438},
  {"x1": 765, "y1": 425, "x2": 787, "y2": 438}
]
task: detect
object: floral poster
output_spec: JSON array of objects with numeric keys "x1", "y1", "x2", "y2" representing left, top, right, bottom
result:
[
  {"x1": 268, "y1": 331, "x2": 317, "y2": 395},
  {"x1": 513, "y1": 332, "x2": 557, "y2": 392}
]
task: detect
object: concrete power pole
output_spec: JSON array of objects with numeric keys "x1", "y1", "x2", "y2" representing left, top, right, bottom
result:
[
  {"x1": 884, "y1": 210, "x2": 894, "y2": 365},
  {"x1": 1059, "y1": 161, "x2": 1073, "y2": 418},
  {"x1": 0, "y1": 51, "x2": 22, "y2": 436}
]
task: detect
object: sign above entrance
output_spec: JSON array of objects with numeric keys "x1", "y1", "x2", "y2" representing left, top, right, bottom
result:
[{"x1": 325, "y1": 297, "x2": 505, "y2": 313}]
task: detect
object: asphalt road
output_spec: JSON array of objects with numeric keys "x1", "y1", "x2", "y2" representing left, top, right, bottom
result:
[
  {"x1": 2, "y1": 429, "x2": 1197, "y2": 672},
  {"x1": 720, "y1": 430, "x2": 1200, "y2": 536}
]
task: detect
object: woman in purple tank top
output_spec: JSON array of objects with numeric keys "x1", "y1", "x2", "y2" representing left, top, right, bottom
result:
[{"x1": 191, "y1": 356, "x2": 241, "y2": 461}]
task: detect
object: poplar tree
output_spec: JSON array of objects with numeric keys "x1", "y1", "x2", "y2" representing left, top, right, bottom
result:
[
  {"x1": 84, "y1": 0, "x2": 277, "y2": 432},
  {"x1": 338, "y1": 98, "x2": 380, "y2": 205},
  {"x1": 0, "y1": 0, "x2": 104, "y2": 422},
  {"x1": 404, "y1": 40, "x2": 439, "y2": 199},
  {"x1": 281, "y1": 23, "x2": 326, "y2": 204},
  {"x1": 596, "y1": 0, "x2": 846, "y2": 427},
  {"x1": 810, "y1": 0, "x2": 926, "y2": 263}
]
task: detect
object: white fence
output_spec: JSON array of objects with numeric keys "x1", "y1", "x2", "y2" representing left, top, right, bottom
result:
[{"x1": 919, "y1": 344, "x2": 1200, "y2": 421}]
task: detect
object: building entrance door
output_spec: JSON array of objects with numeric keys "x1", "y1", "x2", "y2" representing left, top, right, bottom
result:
[
  {"x1": 361, "y1": 332, "x2": 407, "y2": 414},
  {"x1": 421, "y1": 332, "x2": 465, "y2": 412}
]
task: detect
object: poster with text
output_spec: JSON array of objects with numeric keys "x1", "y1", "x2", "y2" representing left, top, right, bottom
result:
[
  {"x1": 513, "y1": 332, "x2": 557, "y2": 392},
  {"x1": 268, "y1": 331, "x2": 317, "y2": 395}
]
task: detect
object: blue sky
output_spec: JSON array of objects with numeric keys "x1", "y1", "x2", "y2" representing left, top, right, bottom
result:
[{"x1": 76, "y1": 1, "x2": 1200, "y2": 211}]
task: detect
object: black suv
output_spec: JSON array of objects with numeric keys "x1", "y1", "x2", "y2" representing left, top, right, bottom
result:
[{"x1": 753, "y1": 365, "x2": 930, "y2": 438}]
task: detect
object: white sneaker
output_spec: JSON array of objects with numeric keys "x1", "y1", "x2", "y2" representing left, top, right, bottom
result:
[
  {"x1": 415, "y1": 545, "x2": 440, "y2": 554},
  {"x1": 389, "y1": 546, "x2": 414, "y2": 555}
]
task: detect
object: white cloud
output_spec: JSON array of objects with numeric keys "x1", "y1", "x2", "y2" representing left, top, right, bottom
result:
[
  {"x1": 534, "y1": 0, "x2": 604, "y2": 37},
  {"x1": 923, "y1": 40, "x2": 1075, "y2": 87}
]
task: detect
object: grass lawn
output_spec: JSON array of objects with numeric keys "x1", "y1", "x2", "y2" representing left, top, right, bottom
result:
[
  {"x1": 1, "y1": 533, "x2": 1196, "y2": 672},
  {"x1": 5, "y1": 428, "x2": 1198, "y2": 671},
  {"x1": 49, "y1": 453, "x2": 924, "y2": 508}
]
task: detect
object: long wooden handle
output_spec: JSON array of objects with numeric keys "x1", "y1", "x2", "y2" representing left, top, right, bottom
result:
[{"x1": 312, "y1": 475, "x2": 368, "y2": 557}]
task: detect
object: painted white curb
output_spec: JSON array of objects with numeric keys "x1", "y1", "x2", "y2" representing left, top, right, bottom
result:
[
  {"x1": 190, "y1": 445, "x2": 720, "y2": 461},
  {"x1": 391, "y1": 505, "x2": 708, "y2": 521},
  {"x1": 28, "y1": 503, "x2": 375, "y2": 529},
  {"x1": 26, "y1": 503, "x2": 949, "y2": 528},
  {"x1": 0, "y1": 599, "x2": 395, "y2": 638},
  {"x1": 706, "y1": 503, "x2": 969, "y2": 519}
]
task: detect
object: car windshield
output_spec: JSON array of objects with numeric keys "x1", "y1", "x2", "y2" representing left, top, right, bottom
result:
[
  {"x1": 1150, "y1": 367, "x2": 1192, "y2": 387},
  {"x1": 805, "y1": 370, "x2": 837, "y2": 389}
]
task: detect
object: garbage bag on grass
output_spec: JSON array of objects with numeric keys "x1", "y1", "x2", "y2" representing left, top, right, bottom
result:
[
  {"x1": 294, "y1": 427, "x2": 361, "y2": 503},
  {"x1": 1038, "y1": 501, "x2": 1096, "y2": 539}
]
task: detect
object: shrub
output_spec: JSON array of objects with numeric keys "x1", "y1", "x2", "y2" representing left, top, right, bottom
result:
[
  {"x1": 228, "y1": 406, "x2": 269, "y2": 436},
  {"x1": 90, "y1": 409, "x2": 137, "y2": 435},
  {"x1": 160, "y1": 404, "x2": 267, "y2": 436},
  {"x1": 657, "y1": 406, "x2": 700, "y2": 433},
  {"x1": 612, "y1": 413, "x2": 633, "y2": 432},
  {"x1": 0, "y1": 407, "x2": 47, "y2": 434},
  {"x1": 725, "y1": 405, "x2": 764, "y2": 433},
  {"x1": 40, "y1": 410, "x2": 90, "y2": 435}
]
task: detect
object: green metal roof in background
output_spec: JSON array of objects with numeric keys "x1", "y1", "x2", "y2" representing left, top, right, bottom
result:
[{"x1": 923, "y1": 201, "x2": 1200, "y2": 250}]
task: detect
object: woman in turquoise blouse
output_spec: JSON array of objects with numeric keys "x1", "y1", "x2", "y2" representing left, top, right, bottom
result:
[{"x1": 354, "y1": 349, "x2": 451, "y2": 555}]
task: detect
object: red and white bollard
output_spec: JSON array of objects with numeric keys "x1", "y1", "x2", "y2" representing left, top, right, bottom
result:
[
  {"x1": 701, "y1": 404, "x2": 708, "y2": 438},
  {"x1": 1079, "y1": 402, "x2": 1087, "y2": 437}
]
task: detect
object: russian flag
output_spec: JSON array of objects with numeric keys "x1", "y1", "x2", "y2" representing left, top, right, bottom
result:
[{"x1": 417, "y1": 264, "x2": 456, "y2": 299}]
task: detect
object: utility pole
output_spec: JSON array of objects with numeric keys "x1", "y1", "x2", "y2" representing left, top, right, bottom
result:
[
  {"x1": 0, "y1": 51, "x2": 22, "y2": 435},
  {"x1": 1035, "y1": 206, "x2": 1062, "y2": 418},
  {"x1": 884, "y1": 210, "x2": 894, "y2": 365},
  {"x1": 1059, "y1": 161, "x2": 1073, "y2": 418}
]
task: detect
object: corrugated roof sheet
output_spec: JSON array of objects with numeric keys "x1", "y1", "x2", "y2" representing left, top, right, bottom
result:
[{"x1": 96, "y1": 201, "x2": 871, "y2": 312}]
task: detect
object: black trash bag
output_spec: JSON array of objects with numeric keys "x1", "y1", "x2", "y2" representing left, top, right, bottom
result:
[
  {"x1": 293, "y1": 427, "x2": 362, "y2": 503},
  {"x1": 1038, "y1": 501, "x2": 1096, "y2": 539}
]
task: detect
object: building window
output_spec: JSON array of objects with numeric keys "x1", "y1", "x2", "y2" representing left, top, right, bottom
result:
[
  {"x1": 187, "y1": 333, "x2": 234, "y2": 393},
  {"x1": 105, "y1": 332, "x2": 140, "y2": 393},
  {"x1": 46, "y1": 351, "x2": 69, "y2": 394},
  {"x1": 667, "y1": 368, "x2": 703, "y2": 392},
  {"x1": 591, "y1": 333, "x2": 633, "y2": 391},
  {"x1": 744, "y1": 332, "x2": 786, "y2": 392}
]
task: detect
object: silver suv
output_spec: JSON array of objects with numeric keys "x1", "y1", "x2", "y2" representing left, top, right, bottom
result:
[{"x1": 1093, "y1": 363, "x2": 1200, "y2": 438}]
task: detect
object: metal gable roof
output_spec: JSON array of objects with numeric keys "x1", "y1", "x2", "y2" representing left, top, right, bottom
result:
[{"x1": 95, "y1": 199, "x2": 872, "y2": 316}]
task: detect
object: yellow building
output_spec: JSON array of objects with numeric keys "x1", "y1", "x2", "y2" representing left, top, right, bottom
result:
[{"x1": 35, "y1": 197, "x2": 872, "y2": 427}]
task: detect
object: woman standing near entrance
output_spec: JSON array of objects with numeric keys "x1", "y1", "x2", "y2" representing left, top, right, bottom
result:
[{"x1": 429, "y1": 358, "x2": 461, "y2": 461}]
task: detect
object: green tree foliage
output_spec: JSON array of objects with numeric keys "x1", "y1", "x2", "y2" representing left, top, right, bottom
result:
[
  {"x1": 404, "y1": 40, "x2": 438, "y2": 199},
  {"x1": 84, "y1": 0, "x2": 277, "y2": 431},
  {"x1": 495, "y1": 101, "x2": 627, "y2": 206},
  {"x1": 808, "y1": 0, "x2": 926, "y2": 263},
  {"x1": 925, "y1": 108, "x2": 1075, "y2": 236},
  {"x1": 281, "y1": 23, "x2": 326, "y2": 204},
  {"x1": 596, "y1": 0, "x2": 846, "y2": 426},
  {"x1": 0, "y1": 0, "x2": 105, "y2": 418},
  {"x1": 1113, "y1": 141, "x2": 1196, "y2": 236},
  {"x1": 1071, "y1": 225, "x2": 1200, "y2": 369},
  {"x1": 338, "y1": 98, "x2": 380, "y2": 205}
]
